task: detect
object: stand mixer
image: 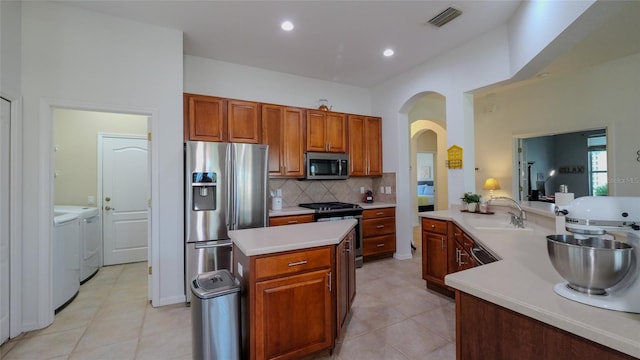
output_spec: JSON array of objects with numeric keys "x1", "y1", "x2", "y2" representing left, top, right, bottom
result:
[{"x1": 552, "y1": 196, "x2": 640, "y2": 313}]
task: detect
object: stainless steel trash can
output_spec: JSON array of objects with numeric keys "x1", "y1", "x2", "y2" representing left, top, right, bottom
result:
[{"x1": 191, "y1": 269, "x2": 240, "y2": 360}]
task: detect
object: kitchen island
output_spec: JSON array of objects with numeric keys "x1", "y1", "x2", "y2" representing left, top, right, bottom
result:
[
  {"x1": 419, "y1": 207, "x2": 640, "y2": 359},
  {"x1": 230, "y1": 219, "x2": 357, "y2": 360}
]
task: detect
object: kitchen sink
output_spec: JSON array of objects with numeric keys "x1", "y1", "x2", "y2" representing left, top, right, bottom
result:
[
  {"x1": 466, "y1": 218, "x2": 533, "y2": 232},
  {"x1": 473, "y1": 225, "x2": 533, "y2": 231}
]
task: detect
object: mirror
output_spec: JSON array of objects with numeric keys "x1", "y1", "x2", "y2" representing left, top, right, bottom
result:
[{"x1": 518, "y1": 128, "x2": 607, "y2": 202}]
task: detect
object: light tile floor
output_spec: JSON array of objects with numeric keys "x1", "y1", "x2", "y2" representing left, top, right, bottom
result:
[{"x1": 1, "y1": 231, "x2": 455, "y2": 360}]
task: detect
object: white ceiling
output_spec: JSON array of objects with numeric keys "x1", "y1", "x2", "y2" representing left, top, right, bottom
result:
[{"x1": 56, "y1": 0, "x2": 523, "y2": 88}]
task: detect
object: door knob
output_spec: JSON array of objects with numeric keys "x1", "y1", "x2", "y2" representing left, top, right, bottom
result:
[
  {"x1": 105, "y1": 196, "x2": 111, "y2": 202},
  {"x1": 105, "y1": 205, "x2": 115, "y2": 211}
]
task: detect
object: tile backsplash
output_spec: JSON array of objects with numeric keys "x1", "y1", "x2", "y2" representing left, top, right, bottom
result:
[{"x1": 269, "y1": 172, "x2": 396, "y2": 207}]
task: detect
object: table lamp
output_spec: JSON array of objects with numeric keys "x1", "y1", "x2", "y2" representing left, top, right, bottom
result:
[{"x1": 483, "y1": 178, "x2": 501, "y2": 199}]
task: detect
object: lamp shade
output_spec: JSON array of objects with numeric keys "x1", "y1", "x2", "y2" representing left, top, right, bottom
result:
[{"x1": 483, "y1": 178, "x2": 501, "y2": 190}]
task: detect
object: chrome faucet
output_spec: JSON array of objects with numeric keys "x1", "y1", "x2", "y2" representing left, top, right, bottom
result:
[{"x1": 488, "y1": 196, "x2": 526, "y2": 228}]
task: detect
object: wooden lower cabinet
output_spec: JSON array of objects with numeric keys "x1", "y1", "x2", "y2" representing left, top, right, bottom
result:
[
  {"x1": 362, "y1": 207, "x2": 396, "y2": 260},
  {"x1": 255, "y1": 269, "x2": 332, "y2": 360},
  {"x1": 235, "y1": 230, "x2": 355, "y2": 360},
  {"x1": 421, "y1": 218, "x2": 448, "y2": 288},
  {"x1": 456, "y1": 291, "x2": 636, "y2": 360},
  {"x1": 268, "y1": 214, "x2": 314, "y2": 227}
]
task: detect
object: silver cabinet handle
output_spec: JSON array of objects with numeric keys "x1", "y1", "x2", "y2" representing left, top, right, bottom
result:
[
  {"x1": 377, "y1": 244, "x2": 385, "y2": 247},
  {"x1": 287, "y1": 220, "x2": 299, "y2": 224},
  {"x1": 288, "y1": 260, "x2": 308, "y2": 267},
  {"x1": 441, "y1": 237, "x2": 445, "y2": 249},
  {"x1": 376, "y1": 225, "x2": 385, "y2": 229},
  {"x1": 376, "y1": 212, "x2": 384, "y2": 215},
  {"x1": 328, "y1": 272, "x2": 332, "y2": 291}
]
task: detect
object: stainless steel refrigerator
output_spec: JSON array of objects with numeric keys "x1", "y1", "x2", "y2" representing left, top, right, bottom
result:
[{"x1": 185, "y1": 141, "x2": 268, "y2": 302}]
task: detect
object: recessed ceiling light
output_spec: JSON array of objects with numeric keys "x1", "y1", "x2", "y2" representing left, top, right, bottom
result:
[
  {"x1": 281, "y1": 20, "x2": 294, "y2": 31},
  {"x1": 383, "y1": 48, "x2": 394, "y2": 57}
]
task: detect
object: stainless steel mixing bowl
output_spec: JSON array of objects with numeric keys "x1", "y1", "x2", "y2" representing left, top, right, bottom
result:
[{"x1": 546, "y1": 234, "x2": 634, "y2": 295}]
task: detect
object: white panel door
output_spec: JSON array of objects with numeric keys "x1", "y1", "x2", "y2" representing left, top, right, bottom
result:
[
  {"x1": 102, "y1": 136, "x2": 148, "y2": 265},
  {"x1": 1, "y1": 98, "x2": 10, "y2": 344}
]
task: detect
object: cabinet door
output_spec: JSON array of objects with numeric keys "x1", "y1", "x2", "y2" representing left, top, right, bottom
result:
[
  {"x1": 228, "y1": 100, "x2": 260, "y2": 143},
  {"x1": 306, "y1": 110, "x2": 327, "y2": 152},
  {"x1": 336, "y1": 239, "x2": 348, "y2": 339},
  {"x1": 453, "y1": 241, "x2": 476, "y2": 272},
  {"x1": 262, "y1": 104, "x2": 284, "y2": 175},
  {"x1": 281, "y1": 107, "x2": 305, "y2": 176},
  {"x1": 348, "y1": 115, "x2": 366, "y2": 176},
  {"x1": 336, "y1": 230, "x2": 356, "y2": 340},
  {"x1": 255, "y1": 269, "x2": 333, "y2": 360},
  {"x1": 422, "y1": 231, "x2": 448, "y2": 285},
  {"x1": 268, "y1": 214, "x2": 314, "y2": 227},
  {"x1": 325, "y1": 112, "x2": 346, "y2": 153},
  {"x1": 185, "y1": 94, "x2": 226, "y2": 142},
  {"x1": 365, "y1": 117, "x2": 382, "y2": 176}
]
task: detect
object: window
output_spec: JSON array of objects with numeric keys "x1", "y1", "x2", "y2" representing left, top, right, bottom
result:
[{"x1": 588, "y1": 135, "x2": 607, "y2": 196}]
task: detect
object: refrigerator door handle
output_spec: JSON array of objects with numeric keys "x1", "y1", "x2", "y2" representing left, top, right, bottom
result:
[
  {"x1": 194, "y1": 240, "x2": 232, "y2": 249},
  {"x1": 225, "y1": 145, "x2": 233, "y2": 230}
]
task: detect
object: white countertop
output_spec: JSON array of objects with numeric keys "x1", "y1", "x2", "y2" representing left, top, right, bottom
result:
[
  {"x1": 230, "y1": 219, "x2": 357, "y2": 256},
  {"x1": 359, "y1": 202, "x2": 396, "y2": 209},
  {"x1": 419, "y1": 208, "x2": 640, "y2": 358},
  {"x1": 268, "y1": 206, "x2": 314, "y2": 217}
]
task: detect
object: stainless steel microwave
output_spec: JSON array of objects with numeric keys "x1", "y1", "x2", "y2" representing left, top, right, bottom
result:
[{"x1": 305, "y1": 152, "x2": 349, "y2": 180}]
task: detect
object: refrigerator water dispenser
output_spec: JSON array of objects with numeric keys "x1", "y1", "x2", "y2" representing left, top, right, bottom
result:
[{"x1": 192, "y1": 172, "x2": 217, "y2": 211}]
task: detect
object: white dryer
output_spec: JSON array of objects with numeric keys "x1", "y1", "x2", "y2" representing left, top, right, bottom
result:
[
  {"x1": 54, "y1": 206, "x2": 101, "y2": 283},
  {"x1": 53, "y1": 213, "x2": 80, "y2": 311}
]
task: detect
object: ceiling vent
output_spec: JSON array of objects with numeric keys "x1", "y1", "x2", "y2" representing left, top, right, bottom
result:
[{"x1": 427, "y1": 7, "x2": 462, "y2": 27}]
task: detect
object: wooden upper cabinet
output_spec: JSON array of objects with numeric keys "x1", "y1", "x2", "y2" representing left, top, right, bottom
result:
[
  {"x1": 348, "y1": 115, "x2": 366, "y2": 176},
  {"x1": 306, "y1": 110, "x2": 346, "y2": 153},
  {"x1": 184, "y1": 93, "x2": 226, "y2": 142},
  {"x1": 348, "y1": 115, "x2": 382, "y2": 176},
  {"x1": 262, "y1": 104, "x2": 304, "y2": 177},
  {"x1": 227, "y1": 100, "x2": 260, "y2": 144},
  {"x1": 184, "y1": 94, "x2": 260, "y2": 143}
]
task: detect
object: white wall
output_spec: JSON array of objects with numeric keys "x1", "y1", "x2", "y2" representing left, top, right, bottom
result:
[
  {"x1": 475, "y1": 51, "x2": 640, "y2": 197},
  {"x1": 20, "y1": 2, "x2": 183, "y2": 331},
  {"x1": 184, "y1": 55, "x2": 372, "y2": 115},
  {"x1": 0, "y1": 0, "x2": 21, "y2": 96},
  {"x1": 53, "y1": 109, "x2": 148, "y2": 205},
  {"x1": 371, "y1": 26, "x2": 513, "y2": 260},
  {"x1": 370, "y1": 2, "x2": 599, "y2": 260}
]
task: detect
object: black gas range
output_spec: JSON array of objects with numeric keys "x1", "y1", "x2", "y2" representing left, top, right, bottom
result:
[
  {"x1": 298, "y1": 201, "x2": 363, "y2": 216},
  {"x1": 299, "y1": 202, "x2": 364, "y2": 267}
]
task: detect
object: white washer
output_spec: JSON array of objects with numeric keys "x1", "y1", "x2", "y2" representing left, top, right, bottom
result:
[
  {"x1": 54, "y1": 206, "x2": 101, "y2": 283},
  {"x1": 53, "y1": 213, "x2": 80, "y2": 311}
]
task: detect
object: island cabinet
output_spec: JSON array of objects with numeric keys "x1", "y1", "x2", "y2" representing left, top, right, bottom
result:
[
  {"x1": 348, "y1": 115, "x2": 382, "y2": 177},
  {"x1": 335, "y1": 229, "x2": 356, "y2": 339},
  {"x1": 362, "y1": 207, "x2": 396, "y2": 260},
  {"x1": 456, "y1": 291, "x2": 637, "y2": 360},
  {"x1": 262, "y1": 104, "x2": 305, "y2": 177},
  {"x1": 449, "y1": 224, "x2": 477, "y2": 273},
  {"x1": 268, "y1": 214, "x2": 314, "y2": 227},
  {"x1": 184, "y1": 93, "x2": 261, "y2": 143},
  {"x1": 234, "y1": 229, "x2": 356, "y2": 360},
  {"x1": 306, "y1": 110, "x2": 347, "y2": 153},
  {"x1": 421, "y1": 217, "x2": 449, "y2": 292}
]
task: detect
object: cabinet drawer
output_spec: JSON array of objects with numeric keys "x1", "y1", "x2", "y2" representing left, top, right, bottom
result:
[
  {"x1": 269, "y1": 214, "x2": 314, "y2": 227},
  {"x1": 363, "y1": 217, "x2": 395, "y2": 236},
  {"x1": 363, "y1": 234, "x2": 396, "y2": 256},
  {"x1": 362, "y1": 207, "x2": 395, "y2": 219},
  {"x1": 422, "y1": 218, "x2": 448, "y2": 235},
  {"x1": 254, "y1": 246, "x2": 331, "y2": 280}
]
